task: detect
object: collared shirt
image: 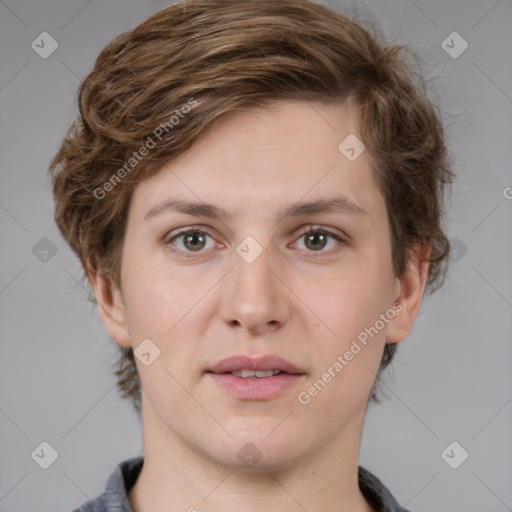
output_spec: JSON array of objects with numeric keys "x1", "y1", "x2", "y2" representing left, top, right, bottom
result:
[{"x1": 72, "y1": 456, "x2": 411, "y2": 512}]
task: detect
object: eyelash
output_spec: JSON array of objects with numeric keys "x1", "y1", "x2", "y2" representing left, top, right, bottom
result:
[{"x1": 163, "y1": 225, "x2": 347, "y2": 259}]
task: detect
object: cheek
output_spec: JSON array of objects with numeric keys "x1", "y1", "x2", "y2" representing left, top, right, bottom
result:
[
  {"x1": 297, "y1": 256, "x2": 393, "y2": 389},
  {"x1": 297, "y1": 288, "x2": 388, "y2": 420},
  {"x1": 302, "y1": 257, "x2": 393, "y2": 334},
  {"x1": 119, "y1": 275, "x2": 174, "y2": 360},
  {"x1": 294, "y1": 329, "x2": 383, "y2": 439},
  {"x1": 120, "y1": 252, "x2": 213, "y2": 374},
  {"x1": 121, "y1": 239, "x2": 190, "y2": 329},
  {"x1": 123, "y1": 276, "x2": 173, "y2": 337}
]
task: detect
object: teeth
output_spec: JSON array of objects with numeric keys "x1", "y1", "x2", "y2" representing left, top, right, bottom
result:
[{"x1": 231, "y1": 369, "x2": 281, "y2": 378}]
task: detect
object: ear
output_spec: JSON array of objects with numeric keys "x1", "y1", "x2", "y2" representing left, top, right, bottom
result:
[
  {"x1": 386, "y1": 243, "x2": 431, "y2": 344},
  {"x1": 88, "y1": 269, "x2": 131, "y2": 348}
]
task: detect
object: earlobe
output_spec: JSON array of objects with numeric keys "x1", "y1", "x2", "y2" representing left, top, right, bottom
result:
[
  {"x1": 386, "y1": 243, "x2": 431, "y2": 344},
  {"x1": 88, "y1": 269, "x2": 132, "y2": 348}
]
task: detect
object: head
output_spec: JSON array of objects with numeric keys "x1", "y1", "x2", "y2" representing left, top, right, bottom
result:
[{"x1": 49, "y1": 0, "x2": 452, "y2": 463}]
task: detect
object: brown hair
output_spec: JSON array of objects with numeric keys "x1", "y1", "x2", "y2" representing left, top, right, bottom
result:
[{"x1": 49, "y1": 0, "x2": 453, "y2": 415}]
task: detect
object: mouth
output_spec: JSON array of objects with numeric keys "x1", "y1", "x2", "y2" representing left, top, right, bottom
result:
[
  {"x1": 206, "y1": 354, "x2": 305, "y2": 375},
  {"x1": 224, "y1": 369, "x2": 284, "y2": 378},
  {"x1": 205, "y1": 354, "x2": 306, "y2": 400}
]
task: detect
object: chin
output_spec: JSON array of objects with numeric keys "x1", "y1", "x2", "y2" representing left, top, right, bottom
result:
[{"x1": 204, "y1": 428, "x2": 305, "y2": 472}]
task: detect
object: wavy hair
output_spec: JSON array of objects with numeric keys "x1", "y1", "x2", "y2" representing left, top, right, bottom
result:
[{"x1": 49, "y1": 0, "x2": 453, "y2": 414}]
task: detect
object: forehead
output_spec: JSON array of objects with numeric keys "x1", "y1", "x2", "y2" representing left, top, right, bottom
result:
[{"x1": 129, "y1": 100, "x2": 383, "y2": 222}]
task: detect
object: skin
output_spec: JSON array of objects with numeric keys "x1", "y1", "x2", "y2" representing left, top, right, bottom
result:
[{"x1": 90, "y1": 100, "x2": 430, "y2": 512}]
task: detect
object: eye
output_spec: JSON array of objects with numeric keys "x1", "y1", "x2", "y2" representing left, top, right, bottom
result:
[
  {"x1": 163, "y1": 225, "x2": 346, "y2": 258},
  {"x1": 293, "y1": 226, "x2": 345, "y2": 253},
  {"x1": 164, "y1": 228, "x2": 217, "y2": 256}
]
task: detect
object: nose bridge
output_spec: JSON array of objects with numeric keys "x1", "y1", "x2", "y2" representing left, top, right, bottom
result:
[{"x1": 219, "y1": 242, "x2": 289, "y2": 333}]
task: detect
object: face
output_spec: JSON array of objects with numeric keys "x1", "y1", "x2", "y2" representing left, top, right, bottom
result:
[{"x1": 97, "y1": 100, "x2": 421, "y2": 471}]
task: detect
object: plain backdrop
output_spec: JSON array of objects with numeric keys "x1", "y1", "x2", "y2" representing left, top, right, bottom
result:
[{"x1": 0, "y1": 1, "x2": 511, "y2": 511}]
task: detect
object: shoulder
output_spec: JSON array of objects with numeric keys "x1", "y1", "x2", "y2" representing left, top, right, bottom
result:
[
  {"x1": 358, "y1": 466, "x2": 411, "y2": 512},
  {"x1": 71, "y1": 456, "x2": 144, "y2": 512}
]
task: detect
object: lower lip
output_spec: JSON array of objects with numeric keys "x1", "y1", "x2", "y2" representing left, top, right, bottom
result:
[{"x1": 207, "y1": 372, "x2": 305, "y2": 400}]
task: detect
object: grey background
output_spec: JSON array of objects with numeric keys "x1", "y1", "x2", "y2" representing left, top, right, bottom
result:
[{"x1": 0, "y1": 0, "x2": 511, "y2": 511}]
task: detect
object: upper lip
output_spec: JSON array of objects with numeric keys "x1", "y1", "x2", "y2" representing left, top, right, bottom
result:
[{"x1": 207, "y1": 355, "x2": 305, "y2": 374}]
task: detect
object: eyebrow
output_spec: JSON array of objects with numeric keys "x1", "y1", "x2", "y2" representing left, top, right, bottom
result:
[{"x1": 144, "y1": 196, "x2": 367, "y2": 222}]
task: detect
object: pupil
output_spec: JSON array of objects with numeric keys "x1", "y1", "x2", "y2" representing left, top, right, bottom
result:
[
  {"x1": 306, "y1": 232, "x2": 326, "y2": 250},
  {"x1": 184, "y1": 231, "x2": 205, "y2": 251}
]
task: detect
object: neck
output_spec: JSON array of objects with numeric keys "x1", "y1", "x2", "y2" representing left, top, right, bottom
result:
[{"x1": 129, "y1": 399, "x2": 374, "y2": 512}]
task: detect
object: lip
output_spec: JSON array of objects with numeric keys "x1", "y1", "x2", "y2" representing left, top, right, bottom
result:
[
  {"x1": 205, "y1": 355, "x2": 306, "y2": 400},
  {"x1": 207, "y1": 354, "x2": 305, "y2": 374}
]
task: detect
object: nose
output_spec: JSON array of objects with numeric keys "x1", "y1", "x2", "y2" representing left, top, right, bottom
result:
[{"x1": 218, "y1": 246, "x2": 290, "y2": 336}]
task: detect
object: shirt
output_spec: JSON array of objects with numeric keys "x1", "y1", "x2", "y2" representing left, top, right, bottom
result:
[{"x1": 72, "y1": 456, "x2": 411, "y2": 512}]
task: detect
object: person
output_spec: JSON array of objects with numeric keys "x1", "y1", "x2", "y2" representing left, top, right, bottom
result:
[{"x1": 49, "y1": 0, "x2": 453, "y2": 510}]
